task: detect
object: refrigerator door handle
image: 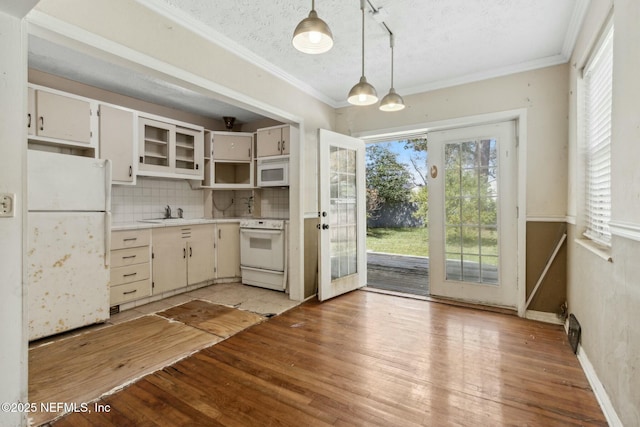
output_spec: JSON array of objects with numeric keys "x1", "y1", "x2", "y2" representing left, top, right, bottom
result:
[
  {"x1": 104, "y1": 212, "x2": 111, "y2": 267},
  {"x1": 104, "y1": 159, "x2": 112, "y2": 210}
]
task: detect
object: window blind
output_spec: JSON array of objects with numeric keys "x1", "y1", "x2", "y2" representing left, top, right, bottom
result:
[{"x1": 583, "y1": 26, "x2": 614, "y2": 246}]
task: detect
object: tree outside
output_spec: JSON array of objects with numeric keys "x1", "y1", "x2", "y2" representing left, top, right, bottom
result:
[{"x1": 365, "y1": 137, "x2": 498, "y2": 261}]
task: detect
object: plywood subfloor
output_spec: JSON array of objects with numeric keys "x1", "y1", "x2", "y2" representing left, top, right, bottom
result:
[
  {"x1": 52, "y1": 291, "x2": 607, "y2": 426},
  {"x1": 29, "y1": 301, "x2": 264, "y2": 426}
]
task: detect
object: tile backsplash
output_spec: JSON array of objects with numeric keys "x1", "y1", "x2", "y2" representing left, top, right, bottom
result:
[
  {"x1": 259, "y1": 188, "x2": 290, "y2": 218},
  {"x1": 112, "y1": 177, "x2": 205, "y2": 223},
  {"x1": 112, "y1": 177, "x2": 290, "y2": 223}
]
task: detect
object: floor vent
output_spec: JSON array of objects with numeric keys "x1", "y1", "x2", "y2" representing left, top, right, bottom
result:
[
  {"x1": 568, "y1": 313, "x2": 581, "y2": 354},
  {"x1": 109, "y1": 305, "x2": 120, "y2": 316}
]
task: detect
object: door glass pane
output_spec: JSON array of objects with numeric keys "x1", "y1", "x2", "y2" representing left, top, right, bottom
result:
[
  {"x1": 330, "y1": 146, "x2": 358, "y2": 280},
  {"x1": 443, "y1": 139, "x2": 499, "y2": 284}
]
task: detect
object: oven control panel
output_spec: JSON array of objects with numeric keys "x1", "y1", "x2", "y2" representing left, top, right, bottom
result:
[{"x1": 239, "y1": 219, "x2": 284, "y2": 230}]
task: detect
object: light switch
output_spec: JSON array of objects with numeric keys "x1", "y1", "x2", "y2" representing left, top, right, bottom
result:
[{"x1": 0, "y1": 193, "x2": 15, "y2": 218}]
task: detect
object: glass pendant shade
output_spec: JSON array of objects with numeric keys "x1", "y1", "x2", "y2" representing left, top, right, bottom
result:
[
  {"x1": 292, "y1": 6, "x2": 333, "y2": 54},
  {"x1": 379, "y1": 88, "x2": 405, "y2": 111},
  {"x1": 348, "y1": 76, "x2": 378, "y2": 106}
]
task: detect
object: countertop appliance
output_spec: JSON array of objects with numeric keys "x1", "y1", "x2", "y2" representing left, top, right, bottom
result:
[
  {"x1": 257, "y1": 156, "x2": 289, "y2": 187},
  {"x1": 27, "y1": 150, "x2": 111, "y2": 341},
  {"x1": 239, "y1": 219, "x2": 286, "y2": 291}
]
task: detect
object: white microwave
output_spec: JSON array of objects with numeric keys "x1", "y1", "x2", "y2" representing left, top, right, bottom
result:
[{"x1": 257, "y1": 156, "x2": 289, "y2": 187}]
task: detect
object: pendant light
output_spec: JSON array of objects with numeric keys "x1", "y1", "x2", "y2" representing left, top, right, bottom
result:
[
  {"x1": 347, "y1": 0, "x2": 378, "y2": 106},
  {"x1": 292, "y1": 0, "x2": 334, "y2": 54},
  {"x1": 379, "y1": 33, "x2": 405, "y2": 111}
]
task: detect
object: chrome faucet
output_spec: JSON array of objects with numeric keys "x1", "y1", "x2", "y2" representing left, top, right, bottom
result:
[
  {"x1": 164, "y1": 205, "x2": 172, "y2": 219},
  {"x1": 177, "y1": 208, "x2": 183, "y2": 218}
]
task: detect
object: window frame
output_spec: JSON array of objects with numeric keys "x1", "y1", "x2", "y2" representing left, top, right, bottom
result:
[{"x1": 581, "y1": 22, "x2": 614, "y2": 248}]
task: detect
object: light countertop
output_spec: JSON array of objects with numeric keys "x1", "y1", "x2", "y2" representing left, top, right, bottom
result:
[{"x1": 112, "y1": 218, "x2": 243, "y2": 231}]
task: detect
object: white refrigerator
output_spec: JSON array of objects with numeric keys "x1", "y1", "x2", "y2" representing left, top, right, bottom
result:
[{"x1": 27, "y1": 150, "x2": 111, "y2": 341}]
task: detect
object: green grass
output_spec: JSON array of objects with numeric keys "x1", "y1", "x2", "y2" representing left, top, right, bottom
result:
[
  {"x1": 366, "y1": 227, "x2": 498, "y2": 263},
  {"x1": 366, "y1": 227, "x2": 429, "y2": 257}
]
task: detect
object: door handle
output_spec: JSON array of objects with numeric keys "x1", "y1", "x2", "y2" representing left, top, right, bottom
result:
[{"x1": 322, "y1": 224, "x2": 330, "y2": 230}]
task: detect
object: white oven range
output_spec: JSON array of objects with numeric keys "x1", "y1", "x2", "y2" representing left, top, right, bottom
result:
[{"x1": 239, "y1": 219, "x2": 287, "y2": 291}]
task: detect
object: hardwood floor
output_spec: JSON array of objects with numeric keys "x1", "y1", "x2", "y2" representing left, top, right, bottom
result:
[{"x1": 51, "y1": 291, "x2": 607, "y2": 426}]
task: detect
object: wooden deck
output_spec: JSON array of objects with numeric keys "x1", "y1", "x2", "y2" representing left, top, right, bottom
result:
[
  {"x1": 51, "y1": 290, "x2": 606, "y2": 427},
  {"x1": 367, "y1": 252, "x2": 430, "y2": 296},
  {"x1": 367, "y1": 252, "x2": 499, "y2": 296}
]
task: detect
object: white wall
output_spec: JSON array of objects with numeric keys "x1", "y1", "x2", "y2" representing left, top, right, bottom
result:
[
  {"x1": 335, "y1": 64, "x2": 570, "y2": 219},
  {"x1": 0, "y1": 11, "x2": 28, "y2": 427},
  {"x1": 567, "y1": 0, "x2": 640, "y2": 425}
]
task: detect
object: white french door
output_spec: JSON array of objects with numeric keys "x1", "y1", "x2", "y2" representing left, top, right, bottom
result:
[
  {"x1": 317, "y1": 129, "x2": 367, "y2": 301},
  {"x1": 428, "y1": 121, "x2": 518, "y2": 308}
]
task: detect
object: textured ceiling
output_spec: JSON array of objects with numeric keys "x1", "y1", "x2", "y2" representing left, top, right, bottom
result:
[
  {"x1": 27, "y1": 0, "x2": 587, "y2": 122},
  {"x1": 151, "y1": 0, "x2": 585, "y2": 105}
]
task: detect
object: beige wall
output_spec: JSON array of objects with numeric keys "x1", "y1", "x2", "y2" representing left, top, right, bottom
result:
[
  {"x1": 566, "y1": 0, "x2": 640, "y2": 425},
  {"x1": 0, "y1": 11, "x2": 28, "y2": 427},
  {"x1": 336, "y1": 64, "x2": 570, "y2": 218}
]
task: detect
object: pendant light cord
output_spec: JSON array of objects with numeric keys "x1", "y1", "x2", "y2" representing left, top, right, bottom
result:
[
  {"x1": 390, "y1": 33, "x2": 395, "y2": 87},
  {"x1": 360, "y1": 0, "x2": 365, "y2": 77}
]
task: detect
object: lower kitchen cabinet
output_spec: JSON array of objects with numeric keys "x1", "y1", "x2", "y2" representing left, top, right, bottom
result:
[
  {"x1": 216, "y1": 223, "x2": 240, "y2": 278},
  {"x1": 110, "y1": 229, "x2": 152, "y2": 305},
  {"x1": 151, "y1": 224, "x2": 215, "y2": 294}
]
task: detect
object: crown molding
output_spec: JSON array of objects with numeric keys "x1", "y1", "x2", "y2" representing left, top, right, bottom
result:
[{"x1": 562, "y1": 0, "x2": 592, "y2": 60}]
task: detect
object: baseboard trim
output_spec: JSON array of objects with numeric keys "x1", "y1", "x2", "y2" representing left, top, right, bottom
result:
[
  {"x1": 576, "y1": 344, "x2": 624, "y2": 427},
  {"x1": 524, "y1": 310, "x2": 564, "y2": 325}
]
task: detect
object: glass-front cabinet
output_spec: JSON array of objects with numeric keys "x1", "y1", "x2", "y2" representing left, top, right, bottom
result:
[{"x1": 138, "y1": 115, "x2": 203, "y2": 179}]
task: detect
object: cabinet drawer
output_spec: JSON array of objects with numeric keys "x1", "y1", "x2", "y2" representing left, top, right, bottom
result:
[
  {"x1": 111, "y1": 229, "x2": 151, "y2": 250},
  {"x1": 110, "y1": 278, "x2": 151, "y2": 305},
  {"x1": 110, "y1": 263, "x2": 150, "y2": 286},
  {"x1": 111, "y1": 246, "x2": 150, "y2": 268}
]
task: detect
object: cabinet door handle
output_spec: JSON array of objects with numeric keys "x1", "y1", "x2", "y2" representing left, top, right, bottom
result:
[
  {"x1": 196, "y1": 163, "x2": 199, "y2": 170},
  {"x1": 278, "y1": 141, "x2": 281, "y2": 152},
  {"x1": 27, "y1": 113, "x2": 31, "y2": 129},
  {"x1": 189, "y1": 246, "x2": 192, "y2": 257},
  {"x1": 123, "y1": 290, "x2": 138, "y2": 295},
  {"x1": 129, "y1": 166, "x2": 133, "y2": 177},
  {"x1": 183, "y1": 247, "x2": 186, "y2": 259},
  {"x1": 122, "y1": 255, "x2": 137, "y2": 259},
  {"x1": 281, "y1": 140, "x2": 285, "y2": 152},
  {"x1": 248, "y1": 148, "x2": 251, "y2": 159},
  {"x1": 123, "y1": 272, "x2": 138, "y2": 277},
  {"x1": 218, "y1": 229, "x2": 221, "y2": 239},
  {"x1": 39, "y1": 116, "x2": 44, "y2": 131},
  {"x1": 123, "y1": 237, "x2": 137, "y2": 242}
]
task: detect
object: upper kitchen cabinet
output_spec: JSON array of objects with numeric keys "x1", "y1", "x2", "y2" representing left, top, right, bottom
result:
[
  {"x1": 211, "y1": 131, "x2": 252, "y2": 161},
  {"x1": 99, "y1": 104, "x2": 136, "y2": 184},
  {"x1": 28, "y1": 85, "x2": 98, "y2": 156},
  {"x1": 256, "y1": 125, "x2": 290, "y2": 157},
  {"x1": 197, "y1": 131, "x2": 254, "y2": 189},
  {"x1": 138, "y1": 113, "x2": 204, "y2": 180}
]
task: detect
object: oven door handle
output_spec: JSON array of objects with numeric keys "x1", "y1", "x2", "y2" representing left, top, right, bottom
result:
[{"x1": 240, "y1": 229, "x2": 282, "y2": 236}]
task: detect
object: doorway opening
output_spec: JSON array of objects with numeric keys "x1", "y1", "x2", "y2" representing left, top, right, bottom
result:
[{"x1": 365, "y1": 137, "x2": 430, "y2": 296}]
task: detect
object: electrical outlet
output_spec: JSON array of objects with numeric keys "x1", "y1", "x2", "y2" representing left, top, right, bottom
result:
[{"x1": 0, "y1": 193, "x2": 16, "y2": 218}]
